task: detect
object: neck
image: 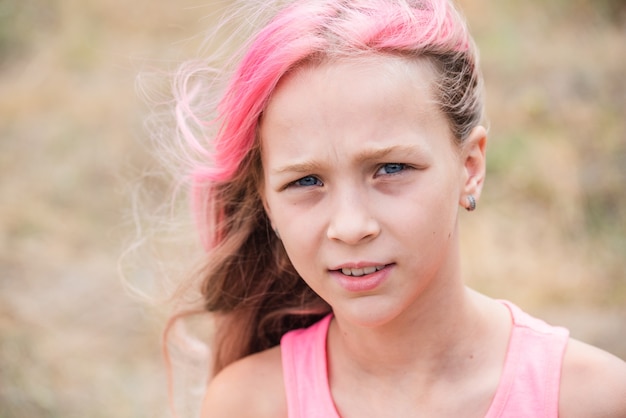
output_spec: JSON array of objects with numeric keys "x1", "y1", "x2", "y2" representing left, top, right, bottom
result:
[
  {"x1": 332, "y1": 286, "x2": 486, "y2": 373},
  {"x1": 327, "y1": 287, "x2": 511, "y2": 418}
]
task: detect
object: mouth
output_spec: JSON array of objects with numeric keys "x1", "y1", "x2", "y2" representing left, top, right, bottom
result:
[
  {"x1": 339, "y1": 265, "x2": 385, "y2": 277},
  {"x1": 330, "y1": 263, "x2": 392, "y2": 292}
]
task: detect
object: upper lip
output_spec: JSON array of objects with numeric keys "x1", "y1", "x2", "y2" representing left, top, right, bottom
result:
[{"x1": 329, "y1": 262, "x2": 389, "y2": 271}]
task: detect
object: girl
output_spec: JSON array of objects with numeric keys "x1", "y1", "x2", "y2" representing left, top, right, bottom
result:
[{"x1": 168, "y1": 0, "x2": 626, "y2": 416}]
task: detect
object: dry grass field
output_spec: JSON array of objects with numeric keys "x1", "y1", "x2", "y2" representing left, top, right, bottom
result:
[{"x1": 0, "y1": 0, "x2": 624, "y2": 417}]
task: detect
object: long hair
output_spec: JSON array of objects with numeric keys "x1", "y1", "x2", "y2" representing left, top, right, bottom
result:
[{"x1": 171, "y1": 0, "x2": 484, "y2": 375}]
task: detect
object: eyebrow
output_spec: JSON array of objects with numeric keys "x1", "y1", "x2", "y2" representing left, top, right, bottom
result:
[
  {"x1": 354, "y1": 144, "x2": 427, "y2": 162},
  {"x1": 271, "y1": 144, "x2": 428, "y2": 175}
]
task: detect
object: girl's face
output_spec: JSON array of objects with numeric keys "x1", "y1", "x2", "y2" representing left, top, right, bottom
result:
[{"x1": 260, "y1": 57, "x2": 486, "y2": 327}]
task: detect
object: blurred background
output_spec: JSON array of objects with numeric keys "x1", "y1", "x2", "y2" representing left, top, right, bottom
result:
[{"x1": 0, "y1": 0, "x2": 624, "y2": 416}]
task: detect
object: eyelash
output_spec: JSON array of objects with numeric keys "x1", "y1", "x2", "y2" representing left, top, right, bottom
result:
[
  {"x1": 286, "y1": 163, "x2": 410, "y2": 189},
  {"x1": 375, "y1": 163, "x2": 408, "y2": 176},
  {"x1": 289, "y1": 175, "x2": 323, "y2": 188}
]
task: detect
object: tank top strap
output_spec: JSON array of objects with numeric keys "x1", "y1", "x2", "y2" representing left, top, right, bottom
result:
[
  {"x1": 281, "y1": 314, "x2": 340, "y2": 418},
  {"x1": 485, "y1": 300, "x2": 570, "y2": 418}
]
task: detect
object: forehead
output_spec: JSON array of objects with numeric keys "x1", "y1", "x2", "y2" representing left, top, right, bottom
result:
[
  {"x1": 260, "y1": 54, "x2": 445, "y2": 133},
  {"x1": 269, "y1": 54, "x2": 437, "y2": 112},
  {"x1": 259, "y1": 55, "x2": 455, "y2": 166}
]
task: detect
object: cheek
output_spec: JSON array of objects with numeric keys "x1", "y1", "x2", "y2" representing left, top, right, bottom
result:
[
  {"x1": 275, "y1": 209, "x2": 329, "y2": 276},
  {"x1": 386, "y1": 179, "x2": 458, "y2": 235},
  {"x1": 279, "y1": 236, "x2": 321, "y2": 289},
  {"x1": 280, "y1": 218, "x2": 322, "y2": 255},
  {"x1": 267, "y1": 191, "x2": 326, "y2": 234}
]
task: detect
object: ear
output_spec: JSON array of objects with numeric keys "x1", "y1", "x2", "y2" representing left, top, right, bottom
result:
[{"x1": 459, "y1": 126, "x2": 487, "y2": 208}]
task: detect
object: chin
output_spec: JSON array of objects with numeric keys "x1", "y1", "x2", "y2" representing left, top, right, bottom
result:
[{"x1": 332, "y1": 297, "x2": 408, "y2": 329}]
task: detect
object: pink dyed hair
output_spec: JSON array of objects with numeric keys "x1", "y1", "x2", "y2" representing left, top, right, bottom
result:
[
  {"x1": 169, "y1": 0, "x2": 484, "y2": 375},
  {"x1": 178, "y1": 0, "x2": 482, "y2": 242},
  {"x1": 193, "y1": 0, "x2": 477, "y2": 179}
]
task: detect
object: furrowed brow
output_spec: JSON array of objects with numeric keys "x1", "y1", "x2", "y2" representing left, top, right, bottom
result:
[
  {"x1": 272, "y1": 160, "x2": 322, "y2": 175},
  {"x1": 354, "y1": 145, "x2": 428, "y2": 162},
  {"x1": 271, "y1": 145, "x2": 428, "y2": 175}
]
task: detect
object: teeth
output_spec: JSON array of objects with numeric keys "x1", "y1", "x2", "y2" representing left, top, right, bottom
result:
[{"x1": 341, "y1": 266, "x2": 384, "y2": 277}]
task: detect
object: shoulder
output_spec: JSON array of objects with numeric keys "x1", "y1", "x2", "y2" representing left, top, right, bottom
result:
[
  {"x1": 200, "y1": 345, "x2": 287, "y2": 418},
  {"x1": 559, "y1": 337, "x2": 626, "y2": 418}
]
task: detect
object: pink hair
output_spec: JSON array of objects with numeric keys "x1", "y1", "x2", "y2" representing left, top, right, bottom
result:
[
  {"x1": 192, "y1": 0, "x2": 472, "y2": 178},
  {"x1": 177, "y1": 0, "x2": 481, "y2": 244},
  {"x1": 168, "y1": 0, "x2": 484, "y2": 375}
]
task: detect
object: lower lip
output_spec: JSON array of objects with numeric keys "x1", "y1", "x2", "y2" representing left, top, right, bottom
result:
[{"x1": 331, "y1": 265, "x2": 392, "y2": 293}]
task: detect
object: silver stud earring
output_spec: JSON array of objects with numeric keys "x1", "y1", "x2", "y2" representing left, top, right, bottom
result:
[{"x1": 466, "y1": 195, "x2": 476, "y2": 212}]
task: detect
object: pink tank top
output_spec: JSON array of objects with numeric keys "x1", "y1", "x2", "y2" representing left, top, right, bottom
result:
[{"x1": 280, "y1": 300, "x2": 569, "y2": 418}]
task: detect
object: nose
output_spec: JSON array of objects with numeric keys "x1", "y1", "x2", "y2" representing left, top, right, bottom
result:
[{"x1": 326, "y1": 188, "x2": 380, "y2": 245}]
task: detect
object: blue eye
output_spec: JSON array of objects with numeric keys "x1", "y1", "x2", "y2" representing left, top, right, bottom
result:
[
  {"x1": 294, "y1": 175, "x2": 323, "y2": 187},
  {"x1": 377, "y1": 163, "x2": 406, "y2": 175}
]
